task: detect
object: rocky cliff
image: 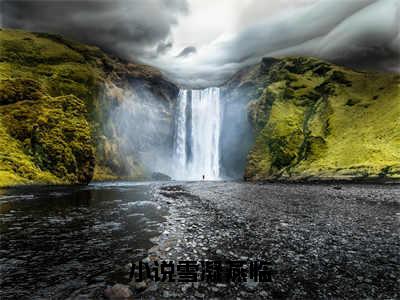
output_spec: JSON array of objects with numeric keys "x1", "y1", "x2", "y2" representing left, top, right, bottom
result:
[
  {"x1": 0, "y1": 29, "x2": 178, "y2": 187},
  {"x1": 2, "y1": 28, "x2": 399, "y2": 186},
  {"x1": 224, "y1": 57, "x2": 400, "y2": 181}
]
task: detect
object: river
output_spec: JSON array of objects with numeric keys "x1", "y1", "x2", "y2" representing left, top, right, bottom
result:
[
  {"x1": 1, "y1": 181, "x2": 399, "y2": 299},
  {"x1": 0, "y1": 182, "x2": 168, "y2": 299}
]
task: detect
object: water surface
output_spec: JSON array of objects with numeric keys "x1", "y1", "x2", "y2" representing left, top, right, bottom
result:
[{"x1": 0, "y1": 181, "x2": 167, "y2": 299}]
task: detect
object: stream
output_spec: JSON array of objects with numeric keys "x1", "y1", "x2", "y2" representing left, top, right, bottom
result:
[
  {"x1": 0, "y1": 181, "x2": 399, "y2": 299},
  {"x1": 0, "y1": 182, "x2": 168, "y2": 299}
]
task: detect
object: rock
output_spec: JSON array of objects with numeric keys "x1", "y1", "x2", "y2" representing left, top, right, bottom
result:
[
  {"x1": 94, "y1": 276, "x2": 106, "y2": 282},
  {"x1": 146, "y1": 282, "x2": 159, "y2": 292},
  {"x1": 259, "y1": 290, "x2": 269, "y2": 297},
  {"x1": 260, "y1": 57, "x2": 280, "y2": 73},
  {"x1": 131, "y1": 280, "x2": 147, "y2": 292},
  {"x1": 244, "y1": 281, "x2": 259, "y2": 291},
  {"x1": 163, "y1": 290, "x2": 178, "y2": 298},
  {"x1": 181, "y1": 284, "x2": 191, "y2": 293},
  {"x1": 195, "y1": 291, "x2": 205, "y2": 298},
  {"x1": 105, "y1": 284, "x2": 133, "y2": 299},
  {"x1": 151, "y1": 172, "x2": 172, "y2": 181},
  {"x1": 240, "y1": 291, "x2": 248, "y2": 297}
]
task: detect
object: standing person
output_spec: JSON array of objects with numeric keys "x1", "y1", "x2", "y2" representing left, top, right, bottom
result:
[{"x1": 202, "y1": 175, "x2": 205, "y2": 180}]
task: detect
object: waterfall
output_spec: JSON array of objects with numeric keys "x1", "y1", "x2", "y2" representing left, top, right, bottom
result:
[
  {"x1": 173, "y1": 90, "x2": 188, "y2": 179},
  {"x1": 173, "y1": 87, "x2": 222, "y2": 180}
]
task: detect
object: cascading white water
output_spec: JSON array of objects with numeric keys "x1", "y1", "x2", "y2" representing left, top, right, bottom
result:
[
  {"x1": 173, "y1": 87, "x2": 222, "y2": 180},
  {"x1": 173, "y1": 90, "x2": 188, "y2": 179},
  {"x1": 190, "y1": 88, "x2": 221, "y2": 180}
]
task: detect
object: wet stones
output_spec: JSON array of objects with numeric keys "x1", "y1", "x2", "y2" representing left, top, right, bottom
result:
[
  {"x1": 106, "y1": 182, "x2": 400, "y2": 299},
  {"x1": 105, "y1": 284, "x2": 134, "y2": 300}
]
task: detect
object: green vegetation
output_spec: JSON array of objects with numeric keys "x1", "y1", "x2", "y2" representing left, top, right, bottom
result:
[
  {"x1": 0, "y1": 28, "x2": 174, "y2": 187},
  {"x1": 2, "y1": 28, "x2": 398, "y2": 185},
  {"x1": 0, "y1": 114, "x2": 60, "y2": 186},
  {"x1": 0, "y1": 29, "x2": 100, "y2": 186},
  {"x1": 0, "y1": 95, "x2": 94, "y2": 185},
  {"x1": 242, "y1": 57, "x2": 400, "y2": 180}
]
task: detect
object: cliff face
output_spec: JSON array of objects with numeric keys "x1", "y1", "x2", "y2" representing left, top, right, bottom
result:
[
  {"x1": 225, "y1": 57, "x2": 400, "y2": 181},
  {"x1": 0, "y1": 29, "x2": 178, "y2": 187},
  {"x1": 2, "y1": 29, "x2": 399, "y2": 186}
]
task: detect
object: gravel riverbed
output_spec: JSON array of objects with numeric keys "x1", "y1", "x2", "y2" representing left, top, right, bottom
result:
[
  {"x1": 1, "y1": 181, "x2": 399, "y2": 299},
  {"x1": 120, "y1": 181, "x2": 400, "y2": 299}
]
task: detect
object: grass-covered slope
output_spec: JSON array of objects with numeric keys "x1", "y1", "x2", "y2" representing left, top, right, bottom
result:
[
  {"x1": 0, "y1": 28, "x2": 177, "y2": 187},
  {"x1": 233, "y1": 57, "x2": 400, "y2": 180}
]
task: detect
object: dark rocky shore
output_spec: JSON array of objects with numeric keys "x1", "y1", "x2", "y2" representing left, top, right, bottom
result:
[
  {"x1": 109, "y1": 181, "x2": 400, "y2": 299},
  {"x1": 1, "y1": 181, "x2": 399, "y2": 299}
]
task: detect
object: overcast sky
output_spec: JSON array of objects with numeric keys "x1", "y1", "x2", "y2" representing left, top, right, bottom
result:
[{"x1": 1, "y1": 0, "x2": 399, "y2": 86}]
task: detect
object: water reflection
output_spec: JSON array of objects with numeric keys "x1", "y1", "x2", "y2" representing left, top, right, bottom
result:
[{"x1": 0, "y1": 182, "x2": 167, "y2": 299}]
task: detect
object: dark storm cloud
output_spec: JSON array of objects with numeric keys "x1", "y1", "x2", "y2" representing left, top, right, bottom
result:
[
  {"x1": 0, "y1": 0, "x2": 188, "y2": 60},
  {"x1": 204, "y1": 0, "x2": 399, "y2": 70},
  {"x1": 176, "y1": 46, "x2": 196, "y2": 58},
  {"x1": 156, "y1": 41, "x2": 173, "y2": 56},
  {"x1": 0, "y1": 0, "x2": 398, "y2": 86},
  {"x1": 163, "y1": 0, "x2": 400, "y2": 87}
]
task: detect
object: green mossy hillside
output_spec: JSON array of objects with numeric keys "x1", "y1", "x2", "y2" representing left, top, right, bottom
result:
[
  {"x1": 239, "y1": 57, "x2": 400, "y2": 180},
  {"x1": 0, "y1": 115, "x2": 60, "y2": 186},
  {"x1": 0, "y1": 28, "x2": 177, "y2": 187},
  {"x1": 0, "y1": 29, "x2": 100, "y2": 186},
  {"x1": 0, "y1": 95, "x2": 94, "y2": 185}
]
